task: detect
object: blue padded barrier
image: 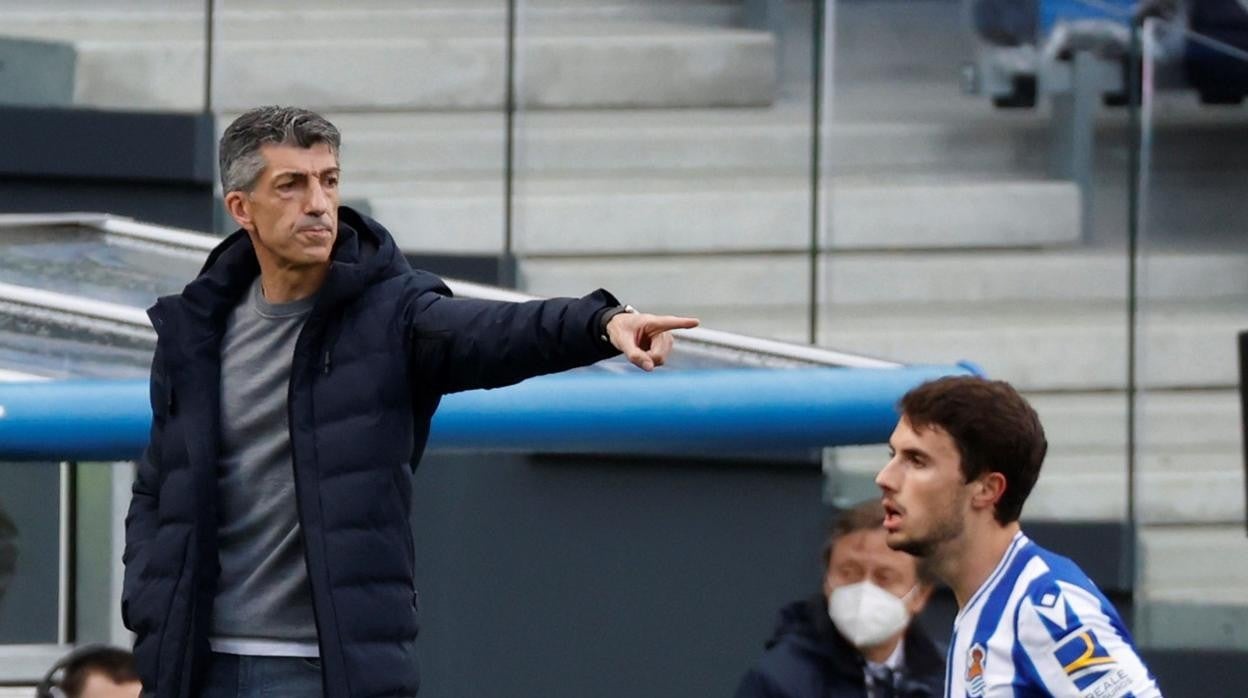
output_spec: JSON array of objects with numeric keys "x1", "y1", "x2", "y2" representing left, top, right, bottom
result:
[{"x1": 0, "y1": 364, "x2": 981, "y2": 462}]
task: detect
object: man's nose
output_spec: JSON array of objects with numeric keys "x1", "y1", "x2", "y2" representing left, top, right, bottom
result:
[
  {"x1": 875, "y1": 457, "x2": 900, "y2": 492},
  {"x1": 305, "y1": 179, "x2": 330, "y2": 215}
]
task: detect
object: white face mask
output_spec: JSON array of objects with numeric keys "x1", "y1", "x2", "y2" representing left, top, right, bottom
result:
[{"x1": 828, "y1": 581, "x2": 914, "y2": 649}]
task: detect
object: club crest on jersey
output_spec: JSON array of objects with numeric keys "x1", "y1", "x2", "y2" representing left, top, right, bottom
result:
[
  {"x1": 966, "y1": 643, "x2": 987, "y2": 697},
  {"x1": 1055, "y1": 628, "x2": 1118, "y2": 690}
]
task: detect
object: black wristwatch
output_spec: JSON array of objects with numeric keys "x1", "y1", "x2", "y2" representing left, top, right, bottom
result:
[{"x1": 598, "y1": 304, "x2": 637, "y2": 343}]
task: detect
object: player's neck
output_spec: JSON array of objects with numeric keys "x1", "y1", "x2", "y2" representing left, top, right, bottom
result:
[
  {"x1": 257, "y1": 263, "x2": 329, "y2": 304},
  {"x1": 945, "y1": 520, "x2": 1021, "y2": 609}
]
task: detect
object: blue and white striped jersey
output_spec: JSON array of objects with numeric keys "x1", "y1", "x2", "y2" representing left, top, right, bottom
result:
[{"x1": 946, "y1": 532, "x2": 1162, "y2": 698}]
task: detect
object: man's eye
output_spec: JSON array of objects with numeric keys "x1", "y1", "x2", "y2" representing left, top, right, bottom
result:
[{"x1": 325, "y1": 177, "x2": 340, "y2": 189}]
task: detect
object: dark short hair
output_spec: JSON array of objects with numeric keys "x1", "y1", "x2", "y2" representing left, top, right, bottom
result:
[
  {"x1": 822, "y1": 499, "x2": 936, "y2": 585},
  {"x1": 218, "y1": 106, "x2": 341, "y2": 193},
  {"x1": 898, "y1": 376, "x2": 1047, "y2": 525},
  {"x1": 61, "y1": 647, "x2": 139, "y2": 698}
]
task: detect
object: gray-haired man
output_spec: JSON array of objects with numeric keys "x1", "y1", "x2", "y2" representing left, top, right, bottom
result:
[{"x1": 122, "y1": 106, "x2": 697, "y2": 697}]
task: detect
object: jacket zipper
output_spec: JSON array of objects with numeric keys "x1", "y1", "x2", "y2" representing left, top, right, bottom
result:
[{"x1": 290, "y1": 315, "x2": 331, "y2": 690}]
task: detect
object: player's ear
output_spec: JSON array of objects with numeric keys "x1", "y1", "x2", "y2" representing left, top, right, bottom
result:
[{"x1": 972, "y1": 471, "x2": 1006, "y2": 512}]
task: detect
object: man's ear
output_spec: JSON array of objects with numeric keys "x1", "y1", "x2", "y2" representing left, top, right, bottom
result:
[
  {"x1": 971, "y1": 471, "x2": 1007, "y2": 514},
  {"x1": 223, "y1": 190, "x2": 255, "y2": 233}
]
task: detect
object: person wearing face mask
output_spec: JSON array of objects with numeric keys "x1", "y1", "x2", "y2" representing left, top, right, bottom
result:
[{"x1": 735, "y1": 499, "x2": 945, "y2": 698}]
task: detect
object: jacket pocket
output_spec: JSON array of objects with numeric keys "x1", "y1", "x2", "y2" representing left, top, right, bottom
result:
[{"x1": 389, "y1": 466, "x2": 417, "y2": 575}]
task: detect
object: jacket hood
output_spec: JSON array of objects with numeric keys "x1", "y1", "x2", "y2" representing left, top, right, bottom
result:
[{"x1": 163, "y1": 205, "x2": 410, "y2": 332}]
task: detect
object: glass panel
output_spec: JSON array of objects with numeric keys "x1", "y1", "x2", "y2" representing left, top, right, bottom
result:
[
  {"x1": 820, "y1": 0, "x2": 1134, "y2": 523},
  {"x1": 0, "y1": 463, "x2": 62, "y2": 644},
  {"x1": 511, "y1": 1, "x2": 817, "y2": 345},
  {"x1": 0, "y1": 224, "x2": 200, "y2": 307},
  {"x1": 0, "y1": 0, "x2": 208, "y2": 111},
  {"x1": 1133, "y1": 15, "x2": 1248, "y2": 651},
  {"x1": 212, "y1": 1, "x2": 508, "y2": 261},
  {"x1": 74, "y1": 462, "x2": 128, "y2": 644},
  {"x1": 0, "y1": 318, "x2": 151, "y2": 380}
]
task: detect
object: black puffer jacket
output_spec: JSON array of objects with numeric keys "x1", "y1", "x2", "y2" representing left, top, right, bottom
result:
[
  {"x1": 121, "y1": 207, "x2": 620, "y2": 697},
  {"x1": 735, "y1": 595, "x2": 945, "y2": 698}
]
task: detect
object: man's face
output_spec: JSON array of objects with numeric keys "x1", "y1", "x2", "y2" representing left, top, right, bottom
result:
[
  {"x1": 823, "y1": 528, "x2": 927, "y2": 617},
  {"x1": 77, "y1": 672, "x2": 141, "y2": 698},
  {"x1": 875, "y1": 416, "x2": 973, "y2": 558},
  {"x1": 227, "y1": 142, "x2": 340, "y2": 272}
]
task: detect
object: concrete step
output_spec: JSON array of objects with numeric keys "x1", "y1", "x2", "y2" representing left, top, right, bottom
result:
[
  {"x1": 2, "y1": 2, "x2": 740, "y2": 40},
  {"x1": 357, "y1": 175, "x2": 1079, "y2": 254},
  {"x1": 827, "y1": 444, "x2": 1245, "y2": 525},
  {"x1": 1027, "y1": 390, "x2": 1243, "y2": 457},
  {"x1": 1141, "y1": 525, "x2": 1248, "y2": 605},
  {"x1": 519, "y1": 249, "x2": 1248, "y2": 307},
  {"x1": 519, "y1": 249, "x2": 1247, "y2": 390},
  {"x1": 59, "y1": 20, "x2": 774, "y2": 111},
  {"x1": 3, "y1": 0, "x2": 737, "y2": 20},
  {"x1": 5, "y1": 13, "x2": 744, "y2": 42},
  {"x1": 1135, "y1": 524, "x2": 1248, "y2": 649},
  {"x1": 553, "y1": 298, "x2": 1240, "y2": 391},
  {"x1": 824, "y1": 389, "x2": 1240, "y2": 458},
  {"x1": 305, "y1": 108, "x2": 1054, "y2": 178},
  {"x1": 814, "y1": 301, "x2": 1246, "y2": 391}
]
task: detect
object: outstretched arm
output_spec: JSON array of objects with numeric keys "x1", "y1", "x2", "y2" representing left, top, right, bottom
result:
[{"x1": 402, "y1": 272, "x2": 697, "y2": 394}]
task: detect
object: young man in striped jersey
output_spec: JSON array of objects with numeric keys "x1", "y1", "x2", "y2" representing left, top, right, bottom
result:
[{"x1": 874, "y1": 376, "x2": 1162, "y2": 698}]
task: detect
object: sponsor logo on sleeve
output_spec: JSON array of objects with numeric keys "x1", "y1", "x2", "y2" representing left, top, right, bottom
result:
[
  {"x1": 1055, "y1": 628, "x2": 1118, "y2": 690},
  {"x1": 1079, "y1": 668, "x2": 1134, "y2": 698}
]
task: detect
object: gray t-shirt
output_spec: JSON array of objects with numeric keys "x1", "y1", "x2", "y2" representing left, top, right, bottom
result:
[{"x1": 211, "y1": 277, "x2": 317, "y2": 644}]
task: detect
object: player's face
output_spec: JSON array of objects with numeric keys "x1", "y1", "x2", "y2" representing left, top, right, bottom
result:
[
  {"x1": 824, "y1": 528, "x2": 926, "y2": 616},
  {"x1": 226, "y1": 142, "x2": 340, "y2": 272},
  {"x1": 875, "y1": 416, "x2": 971, "y2": 559}
]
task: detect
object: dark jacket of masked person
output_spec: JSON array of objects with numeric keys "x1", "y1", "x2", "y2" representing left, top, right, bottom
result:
[
  {"x1": 121, "y1": 207, "x2": 621, "y2": 697},
  {"x1": 735, "y1": 595, "x2": 946, "y2": 698}
]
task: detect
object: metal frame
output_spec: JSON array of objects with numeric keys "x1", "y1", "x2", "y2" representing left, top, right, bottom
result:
[{"x1": 0, "y1": 213, "x2": 904, "y2": 370}]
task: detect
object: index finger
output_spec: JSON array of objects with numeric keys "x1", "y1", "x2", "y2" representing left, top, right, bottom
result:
[{"x1": 644, "y1": 315, "x2": 700, "y2": 334}]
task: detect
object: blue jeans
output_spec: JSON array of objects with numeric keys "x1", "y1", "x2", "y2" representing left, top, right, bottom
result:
[{"x1": 199, "y1": 653, "x2": 324, "y2": 698}]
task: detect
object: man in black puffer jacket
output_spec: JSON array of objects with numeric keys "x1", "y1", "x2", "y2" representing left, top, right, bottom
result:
[
  {"x1": 121, "y1": 106, "x2": 697, "y2": 698},
  {"x1": 736, "y1": 500, "x2": 945, "y2": 698}
]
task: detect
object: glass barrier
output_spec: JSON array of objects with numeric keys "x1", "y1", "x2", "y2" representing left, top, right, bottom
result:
[
  {"x1": 820, "y1": 0, "x2": 1135, "y2": 523},
  {"x1": 213, "y1": 0, "x2": 510, "y2": 261},
  {"x1": 0, "y1": 460, "x2": 131, "y2": 681},
  {"x1": 0, "y1": 462, "x2": 63, "y2": 646},
  {"x1": 0, "y1": 0, "x2": 208, "y2": 111},
  {"x1": 1132, "y1": 15, "x2": 1248, "y2": 652},
  {"x1": 510, "y1": 1, "x2": 816, "y2": 343}
]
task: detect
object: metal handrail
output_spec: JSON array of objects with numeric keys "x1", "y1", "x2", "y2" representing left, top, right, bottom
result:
[{"x1": 1, "y1": 213, "x2": 905, "y2": 370}]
